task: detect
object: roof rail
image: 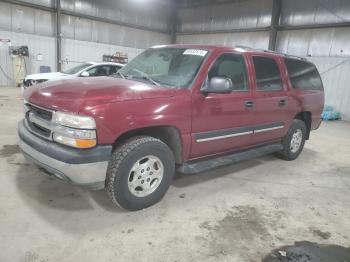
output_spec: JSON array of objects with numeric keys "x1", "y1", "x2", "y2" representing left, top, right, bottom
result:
[{"x1": 234, "y1": 46, "x2": 306, "y2": 61}]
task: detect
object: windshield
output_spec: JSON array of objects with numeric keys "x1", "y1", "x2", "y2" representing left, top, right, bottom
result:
[
  {"x1": 62, "y1": 63, "x2": 93, "y2": 75},
  {"x1": 118, "y1": 48, "x2": 209, "y2": 88}
]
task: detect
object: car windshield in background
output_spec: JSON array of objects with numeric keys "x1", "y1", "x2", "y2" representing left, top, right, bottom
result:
[
  {"x1": 62, "y1": 63, "x2": 93, "y2": 75},
  {"x1": 118, "y1": 48, "x2": 209, "y2": 88}
]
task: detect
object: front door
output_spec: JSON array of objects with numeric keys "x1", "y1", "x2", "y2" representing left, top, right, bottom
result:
[{"x1": 190, "y1": 52, "x2": 255, "y2": 159}]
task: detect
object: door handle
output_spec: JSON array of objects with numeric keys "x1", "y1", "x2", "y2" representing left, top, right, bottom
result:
[
  {"x1": 245, "y1": 101, "x2": 254, "y2": 108},
  {"x1": 279, "y1": 99, "x2": 287, "y2": 106}
]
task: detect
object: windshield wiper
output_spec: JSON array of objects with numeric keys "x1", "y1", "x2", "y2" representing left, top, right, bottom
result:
[{"x1": 130, "y1": 73, "x2": 160, "y2": 86}]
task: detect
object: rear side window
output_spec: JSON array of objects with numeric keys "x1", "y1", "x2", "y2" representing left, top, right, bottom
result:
[
  {"x1": 253, "y1": 56, "x2": 283, "y2": 91},
  {"x1": 285, "y1": 58, "x2": 323, "y2": 91}
]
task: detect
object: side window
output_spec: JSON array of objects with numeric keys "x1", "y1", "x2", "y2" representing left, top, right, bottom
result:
[
  {"x1": 87, "y1": 66, "x2": 110, "y2": 76},
  {"x1": 208, "y1": 53, "x2": 248, "y2": 91},
  {"x1": 109, "y1": 66, "x2": 120, "y2": 75},
  {"x1": 285, "y1": 58, "x2": 323, "y2": 91},
  {"x1": 253, "y1": 56, "x2": 283, "y2": 91}
]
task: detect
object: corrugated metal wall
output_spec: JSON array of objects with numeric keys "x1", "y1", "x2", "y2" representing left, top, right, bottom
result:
[
  {"x1": 177, "y1": 32, "x2": 269, "y2": 50},
  {"x1": 176, "y1": 0, "x2": 272, "y2": 50},
  {"x1": 61, "y1": 0, "x2": 173, "y2": 33},
  {"x1": 0, "y1": 0, "x2": 172, "y2": 86},
  {"x1": 177, "y1": 0, "x2": 272, "y2": 33},
  {"x1": 176, "y1": 0, "x2": 350, "y2": 120}
]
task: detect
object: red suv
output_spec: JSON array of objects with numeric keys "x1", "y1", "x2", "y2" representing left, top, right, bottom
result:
[{"x1": 19, "y1": 45, "x2": 324, "y2": 210}]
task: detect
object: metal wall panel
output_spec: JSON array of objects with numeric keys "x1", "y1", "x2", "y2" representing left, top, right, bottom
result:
[
  {"x1": 34, "y1": 9, "x2": 55, "y2": 36},
  {"x1": 176, "y1": 31, "x2": 270, "y2": 49},
  {"x1": 0, "y1": 30, "x2": 56, "y2": 86},
  {"x1": 17, "y1": 0, "x2": 54, "y2": 8},
  {"x1": 281, "y1": 0, "x2": 350, "y2": 26},
  {"x1": 276, "y1": 28, "x2": 350, "y2": 57},
  {"x1": 61, "y1": 14, "x2": 75, "y2": 39},
  {"x1": 74, "y1": 17, "x2": 92, "y2": 41},
  {"x1": 0, "y1": 4, "x2": 54, "y2": 37},
  {"x1": 61, "y1": 0, "x2": 173, "y2": 32},
  {"x1": 308, "y1": 57, "x2": 350, "y2": 121},
  {"x1": 0, "y1": 2, "x2": 12, "y2": 31},
  {"x1": 91, "y1": 20, "x2": 110, "y2": 44},
  {"x1": 11, "y1": 5, "x2": 35, "y2": 34},
  {"x1": 178, "y1": 0, "x2": 272, "y2": 33},
  {"x1": 61, "y1": 14, "x2": 171, "y2": 49}
]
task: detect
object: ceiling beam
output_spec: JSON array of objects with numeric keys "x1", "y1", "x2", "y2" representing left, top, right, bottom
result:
[{"x1": 176, "y1": 27, "x2": 271, "y2": 35}]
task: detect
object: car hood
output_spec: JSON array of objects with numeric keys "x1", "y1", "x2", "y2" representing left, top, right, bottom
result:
[
  {"x1": 25, "y1": 72, "x2": 70, "y2": 81},
  {"x1": 23, "y1": 77, "x2": 176, "y2": 112}
]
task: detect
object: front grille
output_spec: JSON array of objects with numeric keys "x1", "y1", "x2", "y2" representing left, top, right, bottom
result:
[
  {"x1": 26, "y1": 103, "x2": 52, "y2": 121},
  {"x1": 23, "y1": 79, "x2": 32, "y2": 87},
  {"x1": 24, "y1": 102, "x2": 54, "y2": 140},
  {"x1": 27, "y1": 121, "x2": 51, "y2": 138},
  {"x1": 23, "y1": 79, "x2": 48, "y2": 88}
]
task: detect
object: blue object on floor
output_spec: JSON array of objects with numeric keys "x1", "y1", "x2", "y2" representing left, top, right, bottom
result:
[
  {"x1": 321, "y1": 112, "x2": 340, "y2": 120},
  {"x1": 39, "y1": 66, "x2": 51, "y2": 73}
]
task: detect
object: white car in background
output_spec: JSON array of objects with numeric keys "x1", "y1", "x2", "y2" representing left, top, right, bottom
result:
[{"x1": 22, "y1": 62, "x2": 124, "y2": 89}]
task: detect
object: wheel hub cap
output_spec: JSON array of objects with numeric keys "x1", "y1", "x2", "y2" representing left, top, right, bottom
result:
[
  {"x1": 290, "y1": 129, "x2": 303, "y2": 153},
  {"x1": 128, "y1": 155, "x2": 164, "y2": 197}
]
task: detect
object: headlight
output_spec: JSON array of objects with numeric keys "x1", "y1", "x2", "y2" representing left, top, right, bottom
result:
[
  {"x1": 52, "y1": 112, "x2": 97, "y2": 149},
  {"x1": 53, "y1": 111, "x2": 96, "y2": 129}
]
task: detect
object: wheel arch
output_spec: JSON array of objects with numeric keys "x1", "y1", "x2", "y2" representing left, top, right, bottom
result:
[
  {"x1": 113, "y1": 126, "x2": 183, "y2": 164},
  {"x1": 294, "y1": 111, "x2": 312, "y2": 139}
]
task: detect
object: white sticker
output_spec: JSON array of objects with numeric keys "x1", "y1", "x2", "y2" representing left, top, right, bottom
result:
[{"x1": 183, "y1": 49, "x2": 208, "y2": 57}]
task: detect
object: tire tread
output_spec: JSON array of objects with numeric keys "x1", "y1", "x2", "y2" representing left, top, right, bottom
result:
[{"x1": 105, "y1": 136, "x2": 164, "y2": 209}]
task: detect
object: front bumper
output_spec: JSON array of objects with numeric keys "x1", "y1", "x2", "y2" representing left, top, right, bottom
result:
[{"x1": 18, "y1": 119, "x2": 112, "y2": 190}]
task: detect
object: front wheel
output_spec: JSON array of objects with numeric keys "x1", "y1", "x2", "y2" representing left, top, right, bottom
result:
[
  {"x1": 105, "y1": 136, "x2": 175, "y2": 211},
  {"x1": 277, "y1": 119, "x2": 307, "y2": 161}
]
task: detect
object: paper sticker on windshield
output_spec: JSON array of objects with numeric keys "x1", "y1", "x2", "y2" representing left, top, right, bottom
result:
[{"x1": 183, "y1": 49, "x2": 208, "y2": 57}]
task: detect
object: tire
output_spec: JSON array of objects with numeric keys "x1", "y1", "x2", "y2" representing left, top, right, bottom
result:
[
  {"x1": 277, "y1": 119, "x2": 307, "y2": 161},
  {"x1": 105, "y1": 136, "x2": 175, "y2": 211}
]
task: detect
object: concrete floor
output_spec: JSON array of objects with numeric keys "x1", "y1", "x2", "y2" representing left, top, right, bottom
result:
[{"x1": 0, "y1": 86, "x2": 349, "y2": 262}]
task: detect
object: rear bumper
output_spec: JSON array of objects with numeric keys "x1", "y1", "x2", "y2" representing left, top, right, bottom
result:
[{"x1": 18, "y1": 119, "x2": 112, "y2": 190}]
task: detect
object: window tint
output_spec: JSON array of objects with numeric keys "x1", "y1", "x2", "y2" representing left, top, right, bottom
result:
[
  {"x1": 109, "y1": 66, "x2": 121, "y2": 75},
  {"x1": 62, "y1": 63, "x2": 93, "y2": 74},
  {"x1": 208, "y1": 53, "x2": 248, "y2": 91},
  {"x1": 87, "y1": 66, "x2": 110, "y2": 76},
  {"x1": 253, "y1": 56, "x2": 283, "y2": 91},
  {"x1": 285, "y1": 58, "x2": 323, "y2": 91}
]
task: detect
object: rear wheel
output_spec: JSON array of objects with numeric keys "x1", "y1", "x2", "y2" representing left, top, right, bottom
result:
[
  {"x1": 105, "y1": 136, "x2": 175, "y2": 211},
  {"x1": 277, "y1": 119, "x2": 307, "y2": 161}
]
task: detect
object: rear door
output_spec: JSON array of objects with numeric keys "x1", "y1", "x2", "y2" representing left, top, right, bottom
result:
[
  {"x1": 249, "y1": 54, "x2": 291, "y2": 144},
  {"x1": 190, "y1": 52, "x2": 255, "y2": 158}
]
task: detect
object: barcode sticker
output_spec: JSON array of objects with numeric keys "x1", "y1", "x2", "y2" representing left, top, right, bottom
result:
[{"x1": 183, "y1": 49, "x2": 208, "y2": 56}]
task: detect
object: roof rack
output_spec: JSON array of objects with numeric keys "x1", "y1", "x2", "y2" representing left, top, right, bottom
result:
[{"x1": 234, "y1": 46, "x2": 307, "y2": 61}]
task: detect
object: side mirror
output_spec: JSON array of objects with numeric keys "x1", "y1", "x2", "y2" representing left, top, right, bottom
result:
[
  {"x1": 201, "y1": 77, "x2": 233, "y2": 94},
  {"x1": 81, "y1": 71, "x2": 90, "y2": 77}
]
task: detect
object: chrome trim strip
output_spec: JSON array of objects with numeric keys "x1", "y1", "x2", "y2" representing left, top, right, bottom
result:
[
  {"x1": 25, "y1": 101, "x2": 54, "y2": 113},
  {"x1": 28, "y1": 111, "x2": 52, "y2": 130},
  {"x1": 254, "y1": 126, "x2": 284, "y2": 133},
  {"x1": 195, "y1": 123, "x2": 285, "y2": 143},
  {"x1": 196, "y1": 131, "x2": 253, "y2": 142}
]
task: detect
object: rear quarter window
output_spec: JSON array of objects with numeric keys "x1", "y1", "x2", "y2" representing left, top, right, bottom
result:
[{"x1": 285, "y1": 58, "x2": 323, "y2": 91}]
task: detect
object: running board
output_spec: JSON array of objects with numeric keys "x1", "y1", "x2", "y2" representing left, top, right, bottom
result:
[{"x1": 177, "y1": 143, "x2": 283, "y2": 174}]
